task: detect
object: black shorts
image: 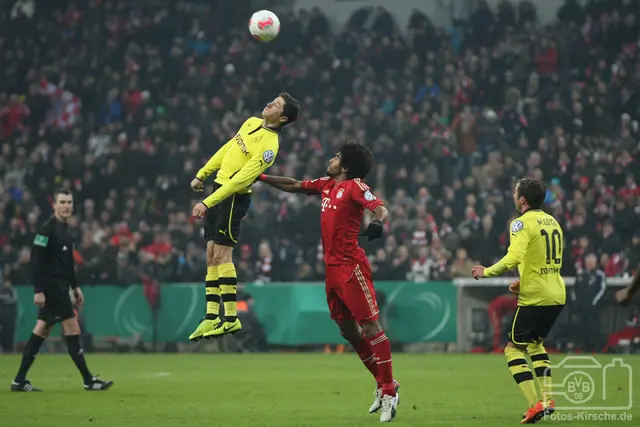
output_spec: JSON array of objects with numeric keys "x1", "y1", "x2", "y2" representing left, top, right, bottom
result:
[
  {"x1": 203, "y1": 183, "x2": 251, "y2": 247},
  {"x1": 38, "y1": 290, "x2": 75, "y2": 324},
  {"x1": 509, "y1": 305, "x2": 564, "y2": 345}
]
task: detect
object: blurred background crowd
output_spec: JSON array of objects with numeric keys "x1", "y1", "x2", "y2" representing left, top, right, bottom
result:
[{"x1": 0, "y1": 0, "x2": 638, "y2": 287}]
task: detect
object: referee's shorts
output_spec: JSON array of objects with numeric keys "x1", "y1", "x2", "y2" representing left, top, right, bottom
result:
[
  {"x1": 508, "y1": 305, "x2": 564, "y2": 345},
  {"x1": 203, "y1": 183, "x2": 251, "y2": 247},
  {"x1": 38, "y1": 283, "x2": 76, "y2": 325}
]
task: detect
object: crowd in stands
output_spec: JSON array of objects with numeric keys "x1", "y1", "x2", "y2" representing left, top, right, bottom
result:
[{"x1": 0, "y1": 0, "x2": 638, "y2": 286}]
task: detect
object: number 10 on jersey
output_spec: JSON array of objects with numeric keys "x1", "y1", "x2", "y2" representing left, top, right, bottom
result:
[{"x1": 540, "y1": 229, "x2": 562, "y2": 264}]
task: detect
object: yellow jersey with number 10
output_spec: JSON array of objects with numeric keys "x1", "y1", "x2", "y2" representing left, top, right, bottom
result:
[
  {"x1": 196, "y1": 117, "x2": 279, "y2": 208},
  {"x1": 484, "y1": 209, "x2": 566, "y2": 307}
]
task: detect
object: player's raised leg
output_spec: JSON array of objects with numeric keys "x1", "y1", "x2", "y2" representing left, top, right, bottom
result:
[
  {"x1": 60, "y1": 317, "x2": 113, "y2": 390},
  {"x1": 11, "y1": 320, "x2": 49, "y2": 391},
  {"x1": 190, "y1": 240, "x2": 222, "y2": 341}
]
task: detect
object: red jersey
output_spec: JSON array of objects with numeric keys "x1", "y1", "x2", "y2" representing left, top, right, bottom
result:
[{"x1": 301, "y1": 177, "x2": 384, "y2": 265}]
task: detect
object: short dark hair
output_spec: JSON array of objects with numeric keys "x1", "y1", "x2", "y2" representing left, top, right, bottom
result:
[
  {"x1": 53, "y1": 188, "x2": 73, "y2": 201},
  {"x1": 279, "y1": 92, "x2": 299, "y2": 126},
  {"x1": 516, "y1": 178, "x2": 546, "y2": 209},
  {"x1": 339, "y1": 140, "x2": 374, "y2": 179}
]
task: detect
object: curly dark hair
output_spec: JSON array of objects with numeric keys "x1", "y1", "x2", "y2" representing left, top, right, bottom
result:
[
  {"x1": 279, "y1": 92, "x2": 299, "y2": 126},
  {"x1": 339, "y1": 140, "x2": 374, "y2": 179},
  {"x1": 516, "y1": 177, "x2": 546, "y2": 209}
]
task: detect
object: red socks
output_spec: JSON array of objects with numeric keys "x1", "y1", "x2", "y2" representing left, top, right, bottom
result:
[
  {"x1": 369, "y1": 330, "x2": 396, "y2": 396},
  {"x1": 353, "y1": 331, "x2": 381, "y2": 388}
]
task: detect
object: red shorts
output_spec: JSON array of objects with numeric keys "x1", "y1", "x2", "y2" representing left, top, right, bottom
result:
[{"x1": 325, "y1": 260, "x2": 379, "y2": 323}]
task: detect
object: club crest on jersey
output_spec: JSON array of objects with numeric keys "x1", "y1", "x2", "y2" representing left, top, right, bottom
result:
[
  {"x1": 336, "y1": 189, "x2": 344, "y2": 199},
  {"x1": 262, "y1": 150, "x2": 275, "y2": 164},
  {"x1": 364, "y1": 190, "x2": 376, "y2": 201},
  {"x1": 511, "y1": 220, "x2": 524, "y2": 233}
]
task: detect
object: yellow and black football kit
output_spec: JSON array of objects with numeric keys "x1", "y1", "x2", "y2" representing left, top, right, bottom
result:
[
  {"x1": 485, "y1": 208, "x2": 566, "y2": 345},
  {"x1": 197, "y1": 116, "x2": 279, "y2": 247},
  {"x1": 190, "y1": 117, "x2": 279, "y2": 341},
  {"x1": 485, "y1": 208, "x2": 567, "y2": 413}
]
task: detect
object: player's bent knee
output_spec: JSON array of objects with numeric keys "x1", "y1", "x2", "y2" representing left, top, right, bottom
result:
[
  {"x1": 360, "y1": 320, "x2": 382, "y2": 339},
  {"x1": 338, "y1": 320, "x2": 361, "y2": 344}
]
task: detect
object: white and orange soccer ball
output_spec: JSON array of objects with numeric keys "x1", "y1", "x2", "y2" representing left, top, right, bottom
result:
[{"x1": 249, "y1": 10, "x2": 280, "y2": 42}]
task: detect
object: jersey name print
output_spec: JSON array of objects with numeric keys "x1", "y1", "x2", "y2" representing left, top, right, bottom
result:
[{"x1": 485, "y1": 209, "x2": 566, "y2": 306}]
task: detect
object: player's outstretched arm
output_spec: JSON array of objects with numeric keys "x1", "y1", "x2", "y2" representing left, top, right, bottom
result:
[
  {"x1": 258, "y1": 174, "x2": 307, "y2": 193},
  {"x1": 483, "y1": 220, "x2": 529, "y2": 278}
]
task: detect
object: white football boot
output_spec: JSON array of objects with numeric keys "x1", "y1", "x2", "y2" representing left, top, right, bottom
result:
[
  {"x1": 369, "y1": 379, "x2": 400, "y2": 414},
  {"x1": 379, "y1": 393, "x2": 399, "y2": 422}
]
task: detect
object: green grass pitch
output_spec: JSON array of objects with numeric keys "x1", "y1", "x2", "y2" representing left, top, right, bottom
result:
[{"x1": 0, "y1": 353, "x2": 638, "y2": 426}]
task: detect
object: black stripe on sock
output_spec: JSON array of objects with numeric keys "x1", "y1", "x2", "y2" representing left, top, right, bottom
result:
[
  {"x1": 507, "y1": 358, "x2": 528, "y2": 367},
  {"x1": 206, "y1": 294, "x2": 220, "y2": 302},
  {"x1": 219, "y1": 277, "x2": 237, "y2": 285},
  {"x1": 535, "y1": 367, "x2": 551, "y2": 377},
  {"x1": 530, "y1": 353, "x2": 550, "y2": 362},
  {"x1": 513, "y1": 371, "x2": 534, "y2": 383},
  {"x1": 221, "y1": 292, "x2": 237, "y2": 302}
]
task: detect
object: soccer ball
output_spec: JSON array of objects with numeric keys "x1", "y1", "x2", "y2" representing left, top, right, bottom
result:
[{"x1": 249, "y1": 10, "x2": 280, "y2": 42}]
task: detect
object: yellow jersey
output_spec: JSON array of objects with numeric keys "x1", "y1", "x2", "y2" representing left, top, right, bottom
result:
[
  {"x1": 485, "y1": 209, "x2": 566, "y2": 306},
  {"x1": 197, "y1": 117, "x2": 279, "y2": 208}
]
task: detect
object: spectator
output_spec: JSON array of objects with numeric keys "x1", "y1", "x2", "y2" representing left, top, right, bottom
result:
[{"x1": 0, "y1": 1, "x2": 638, "y2": 285}]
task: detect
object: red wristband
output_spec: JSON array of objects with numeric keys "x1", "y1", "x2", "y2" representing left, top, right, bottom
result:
[{"x1": 258, "y1": 174, "x2": 267, "y2": 181}]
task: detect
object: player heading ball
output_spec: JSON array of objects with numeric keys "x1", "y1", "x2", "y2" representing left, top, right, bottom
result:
[{"x1": 189, "y1": 93, "x2": 299, "y2": 341}]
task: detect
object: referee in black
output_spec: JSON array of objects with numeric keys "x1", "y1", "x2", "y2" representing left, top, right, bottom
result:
[{"x1": 11, "y1": 189, "x2": 113, "y2": 392}]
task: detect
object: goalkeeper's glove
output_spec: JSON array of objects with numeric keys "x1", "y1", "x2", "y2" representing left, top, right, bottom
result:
[{"x1": 361, "y1": 220, "x2": 384, "y2": 241}]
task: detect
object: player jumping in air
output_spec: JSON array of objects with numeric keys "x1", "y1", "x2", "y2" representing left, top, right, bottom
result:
[
  {"x1": 189, "y1": 93, "x2": 299, "y2": 340},
  {"x1": 472, "y1": 178, "x2": 566, "y2": 424},
  {"x1": 258, "y1": 141, "x2": 400, "y2": 422}
]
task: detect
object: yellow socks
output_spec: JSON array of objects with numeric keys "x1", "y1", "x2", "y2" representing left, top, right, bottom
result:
[
  {"x1": 218, "y1": 263, "x2": 238, "y2": 323},
  {"x1": 205, "y1": 266, "x2": 220, "y2": 319},
  {"x1": 505, "y1": 346, "x2": 539, "y2": 407},
  {"x1": 528, "y1": 342, "x2": 552, "y2": 402}
]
